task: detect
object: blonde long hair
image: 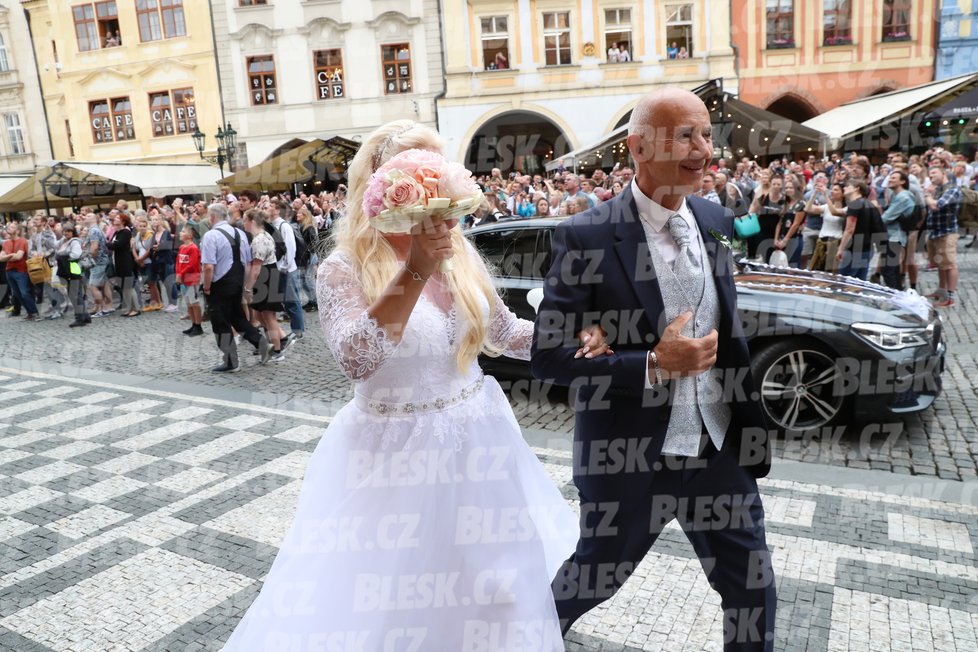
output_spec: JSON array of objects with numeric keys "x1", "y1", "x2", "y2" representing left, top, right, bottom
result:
[{"x1": 333, "y1": 120, "x2": 501, "y2": 370}]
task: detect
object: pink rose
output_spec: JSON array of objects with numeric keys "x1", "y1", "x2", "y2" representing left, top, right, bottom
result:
[{"x1": 383, "y1": 176, "x2": 424, "y2": 210}]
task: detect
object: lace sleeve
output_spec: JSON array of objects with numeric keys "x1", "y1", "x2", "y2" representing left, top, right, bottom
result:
[
  {"x1": 317, "y1": 252, "x2": 398, "y2": 381},
  {"x1": 487, "y1": 293, "x2": 533, "y2": 361}
]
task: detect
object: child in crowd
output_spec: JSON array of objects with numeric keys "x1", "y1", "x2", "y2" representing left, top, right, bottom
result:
[{"x1": 175, "y1": 223, "x2": 203, "y2": 336}]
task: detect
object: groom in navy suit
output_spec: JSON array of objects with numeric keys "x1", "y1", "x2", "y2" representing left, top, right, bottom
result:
[{"x1": 531, "y1": 88, "x2": 776, "y2": 651}]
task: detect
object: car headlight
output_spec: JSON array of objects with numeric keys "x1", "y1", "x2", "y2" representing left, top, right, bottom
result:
[{"x1": 850, "y1": 322, "x2": 930, "y2": 350}]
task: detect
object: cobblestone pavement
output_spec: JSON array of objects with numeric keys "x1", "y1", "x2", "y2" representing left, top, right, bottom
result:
[
  {"x1": 0, "y1": 367, "x2": 976, "y2": 651},
  {"x1": 1, "y1": 245, "x2": 977, "y2": 479}
]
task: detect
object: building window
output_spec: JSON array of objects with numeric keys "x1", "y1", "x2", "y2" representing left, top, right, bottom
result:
[
  {"x1": 111, "y1": 97, "x2": 134, "y2": 141},
  {"x1": 137, "y1": 0, "x2": 185, "y2": 42},
  {"x1": 4, "y1": 113, "x2": 24, "y2": 155},
  {"x1": 882, "y1": 0, "x2": 911, "y2": 41},
  {"x1": 238, "y1": 0, "x2": 268, "y2": 5},
  {"x1": 72, "y1": 5, "x2": 99, "y2": 52},
  {"x1": 480, "y1": 16, "x2": 510, "y2": 70},
  {"x1": 542, "y1": 12, "x2": 571, "y2": 66},
  {"x1": 766, "y1": 0, "x2": 795, "y2": 49},
  {"x1": 381, "y1": 44, "x2": 412, "y2": 94},
  {"x1": 161, "y1": 0, "x2": 187, "y2": 38},
  {"x1": 95, "y1": 1, "x2": 121, "y2": 47},
  {"x1": 149, "y1": 88, "x2": 196, "y2": 137},
  {"x1": 73, "y1": 2, "x2": 123, "y2": 50},
  {"x1": 247, "y1": 55, "x2": 278, "y2": 104},
  {"x1": 0, "y1": 34, "x2": 9, "y2": 71},
  {"x1": 604, "y1": 9, "x2": 632, "y2": 62},
  {"x1": 665, "y1": 5, "x2": 693, "y2": 58},
  {"x1": 314, "y1": 50, "x2": 345, "y2": 100},
  {"x1": 823, "y1": 0, "x2": 852, "y2": 45},
  {"x1": 89, "y1": 97, "x2": 134, "y2": 143}
]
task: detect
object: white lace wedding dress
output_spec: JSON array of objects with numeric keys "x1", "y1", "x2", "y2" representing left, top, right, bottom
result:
[{"x1": 222, "y1": 248, "x2": 577, "y2": 651}]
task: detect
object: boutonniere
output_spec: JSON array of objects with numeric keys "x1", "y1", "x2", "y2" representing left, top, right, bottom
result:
[{"x1": 708, "y1": 228, "x2": 732, "y2": 250}]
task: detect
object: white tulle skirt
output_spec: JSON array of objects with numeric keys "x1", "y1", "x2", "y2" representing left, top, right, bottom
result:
[{"x1": 222, "y1": 375, "x2": 578, "y2": 651}]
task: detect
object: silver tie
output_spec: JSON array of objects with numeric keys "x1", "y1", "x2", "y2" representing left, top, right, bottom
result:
[{"x1": 667, "y1": 214, "x2": 703, "y2": 307}]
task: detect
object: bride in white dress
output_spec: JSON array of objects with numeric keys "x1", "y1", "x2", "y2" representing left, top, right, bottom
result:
[{"x1": 222, "y1": 121, "x2": 609, "y2": 651}]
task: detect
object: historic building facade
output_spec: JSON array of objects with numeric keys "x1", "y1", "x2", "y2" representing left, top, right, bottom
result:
[
  {"x1": 0, "y1": 0, "x2": 51, "y2": 173},
  {"x1": 730, "y1": 0, "x2": 937, "y2": 123},
  {"x1": 936, "y1": 0, "x2": 978, "y2": 80},
  {"x1": 210, "y1": 0, "x2": 444, "y2": 167},
  {"x1": 23, "y1": 0, "x2": 222, "y2": 164},
  {"x1": 436, "y1": 0, "x2": 738, "y2": 173}
]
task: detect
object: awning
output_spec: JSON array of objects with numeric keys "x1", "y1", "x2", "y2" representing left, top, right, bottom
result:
[
  {"x1": 544, "y1": 125, "x2": 628, "y2": 172},
  {"x1": 68, "y1": 162, "x2": 223, "y2": 196},
  {"x1": 0, "y1": 161, "x2": 222, "y2": 212},
  {"x1": 220, "y1": 135, "x2": 360, "y2": 191},
  {"x1": 802, "y1": 72, "x2": 978, "y2": 146},
  {"x1": 0, "y1": 174, "x2": 31, "y2": 202},
  {"x1": 546, "y1": 80, "x2": 826, "y2": 171}
]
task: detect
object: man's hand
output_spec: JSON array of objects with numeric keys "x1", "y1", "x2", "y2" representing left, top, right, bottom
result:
[{"x1": 651, "y1": 312, "x2": 717, "y2": 378}]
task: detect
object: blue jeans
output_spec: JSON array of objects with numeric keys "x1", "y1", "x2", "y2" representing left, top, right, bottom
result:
[
  {"x1": 7, "y1": 270, "x2": 38, "y2": 315},
  {"x1": 283, "y1": 270, "x2": 305, "y2": 333},
  {"x1": 839, "y1": 248, "x2": 872, "y2": 281},
  {"x1": 298, "y1": 265, "x2": 316, "y2": 304}
]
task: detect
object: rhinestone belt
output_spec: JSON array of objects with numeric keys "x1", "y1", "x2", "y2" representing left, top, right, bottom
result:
[{"x1": 356, "y1": 375, "x2": 485, "y2": 416}]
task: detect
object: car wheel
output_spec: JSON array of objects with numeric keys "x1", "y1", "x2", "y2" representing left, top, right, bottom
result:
[{"x1": 750, "y1": 339, "x2": 848, "y2": 432}]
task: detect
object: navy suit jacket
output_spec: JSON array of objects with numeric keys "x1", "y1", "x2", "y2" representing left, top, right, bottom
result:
[{"x1": 530, "y1": 186, "x2": 771, "y2": 501}]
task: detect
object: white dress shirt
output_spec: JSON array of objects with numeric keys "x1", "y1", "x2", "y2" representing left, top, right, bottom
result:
[
  {"x1": 630, "y1": 180, "x2": 705, "y2": 268},
  {"x1": 630, "y1": 180, "x2": 708, "y2": 389}
]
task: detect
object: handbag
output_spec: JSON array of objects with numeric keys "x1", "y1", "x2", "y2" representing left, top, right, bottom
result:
[
  {"x1": 26, "y1": 256, "x2": 51, "y2": 284},
  {"x1": 734, "y1": 213, "x2": 761, "y2": 239}
]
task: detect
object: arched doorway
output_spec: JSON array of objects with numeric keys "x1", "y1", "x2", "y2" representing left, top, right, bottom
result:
[
  {"x1": 465, "y1": 111, "x2": 571, "y2": 175},
  {"x1": 765, "y1": 94, "x2": 818, "y2": 123}
]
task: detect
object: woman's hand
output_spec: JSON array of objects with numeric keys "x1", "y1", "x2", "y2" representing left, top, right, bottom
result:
[
  {"x1": 575, "y1": 324, "x2": 614, "y2": 359},
  {"x1": 407, "y1": 217, "x2": 457, "y2": 279}
]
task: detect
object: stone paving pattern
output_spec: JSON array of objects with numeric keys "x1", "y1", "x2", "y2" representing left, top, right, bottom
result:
[{"x1": 0, "y1": 369, "x2": 976, "y2": 651}]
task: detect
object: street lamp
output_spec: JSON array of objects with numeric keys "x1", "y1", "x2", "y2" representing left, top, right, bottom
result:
[{"x1": 192, "y1": 122, "x2": 237, "y2": 177}]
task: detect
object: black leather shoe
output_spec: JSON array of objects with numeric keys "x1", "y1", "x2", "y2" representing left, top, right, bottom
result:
[
  {"x1": 211, "y1": 362, "x2": 241, "y2": 373},
  {"x1": 69, "y1": 320, "x2": 88, "y2": 328}
]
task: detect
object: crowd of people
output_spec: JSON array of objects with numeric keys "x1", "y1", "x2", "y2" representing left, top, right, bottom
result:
[
  {"x1": 0, "y1": 143, "x2": 974, "y2": 364},
  {"x1": 465, "y1": 146, "x2": 977, "y2": 308},
  {"x1": 0, "y1": 187, "x2": 344, "y2": 371}
]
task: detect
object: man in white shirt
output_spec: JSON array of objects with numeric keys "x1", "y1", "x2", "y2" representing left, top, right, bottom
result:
[{"x1": 270, "y1": 197, "x2": 304, "y2": 344}]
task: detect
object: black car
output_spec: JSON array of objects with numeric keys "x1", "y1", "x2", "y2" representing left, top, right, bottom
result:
[{"x1": 467, "y1": 217, "x2": 946, "y2": 433}]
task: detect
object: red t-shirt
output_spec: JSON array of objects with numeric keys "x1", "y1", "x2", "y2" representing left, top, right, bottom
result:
[
  {"x1": 2, "y1": 238, "x2": 28, "y2": 273},
  {"x1": 175, "y1": 242, "x2": 201, "y2": 285}
]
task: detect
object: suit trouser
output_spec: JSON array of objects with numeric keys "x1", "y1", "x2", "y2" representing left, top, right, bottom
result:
[
  {"x1": 553, "y1": 440, "x2": 777, "y2": 652},
  {"x1": 208, "y1": 288, "x2": 262, "y2": 363}
]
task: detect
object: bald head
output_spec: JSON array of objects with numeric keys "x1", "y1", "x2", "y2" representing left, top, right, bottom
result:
[
  {"x1": 625, "y1": 88, "x2": 713, "y2": 209},
  {"x1": 627, "y1": 88, "x2": 705, "y2": 140}
]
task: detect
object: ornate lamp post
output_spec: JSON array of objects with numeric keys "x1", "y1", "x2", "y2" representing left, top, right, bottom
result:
[{"x1": 192, "y1": 122, "x2": 238, "y2": 177}]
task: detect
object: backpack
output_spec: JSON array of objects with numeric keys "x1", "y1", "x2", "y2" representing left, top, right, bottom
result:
[
  {"x1": 263, "y1": 222, "x2": 287, "y2": 260},
  {"x1": 959, "y1": 187, "x2": 978, "y2": 229},
  {"x1": 290, "y1": 222, "x2": 311, "y2": 267},
  {"x1": 898, "y1": 200, "x2": 925, "y2": 233}
]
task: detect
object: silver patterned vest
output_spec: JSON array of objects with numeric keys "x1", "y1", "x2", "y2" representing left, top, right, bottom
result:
[{"x1": 643, "y1": 220, "x2": 733, "y2": 456}]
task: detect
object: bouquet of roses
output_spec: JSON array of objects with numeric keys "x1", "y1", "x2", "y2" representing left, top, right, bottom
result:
[{"x1": 362, "y1": 149, "x2": 482, "y2": 272}]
